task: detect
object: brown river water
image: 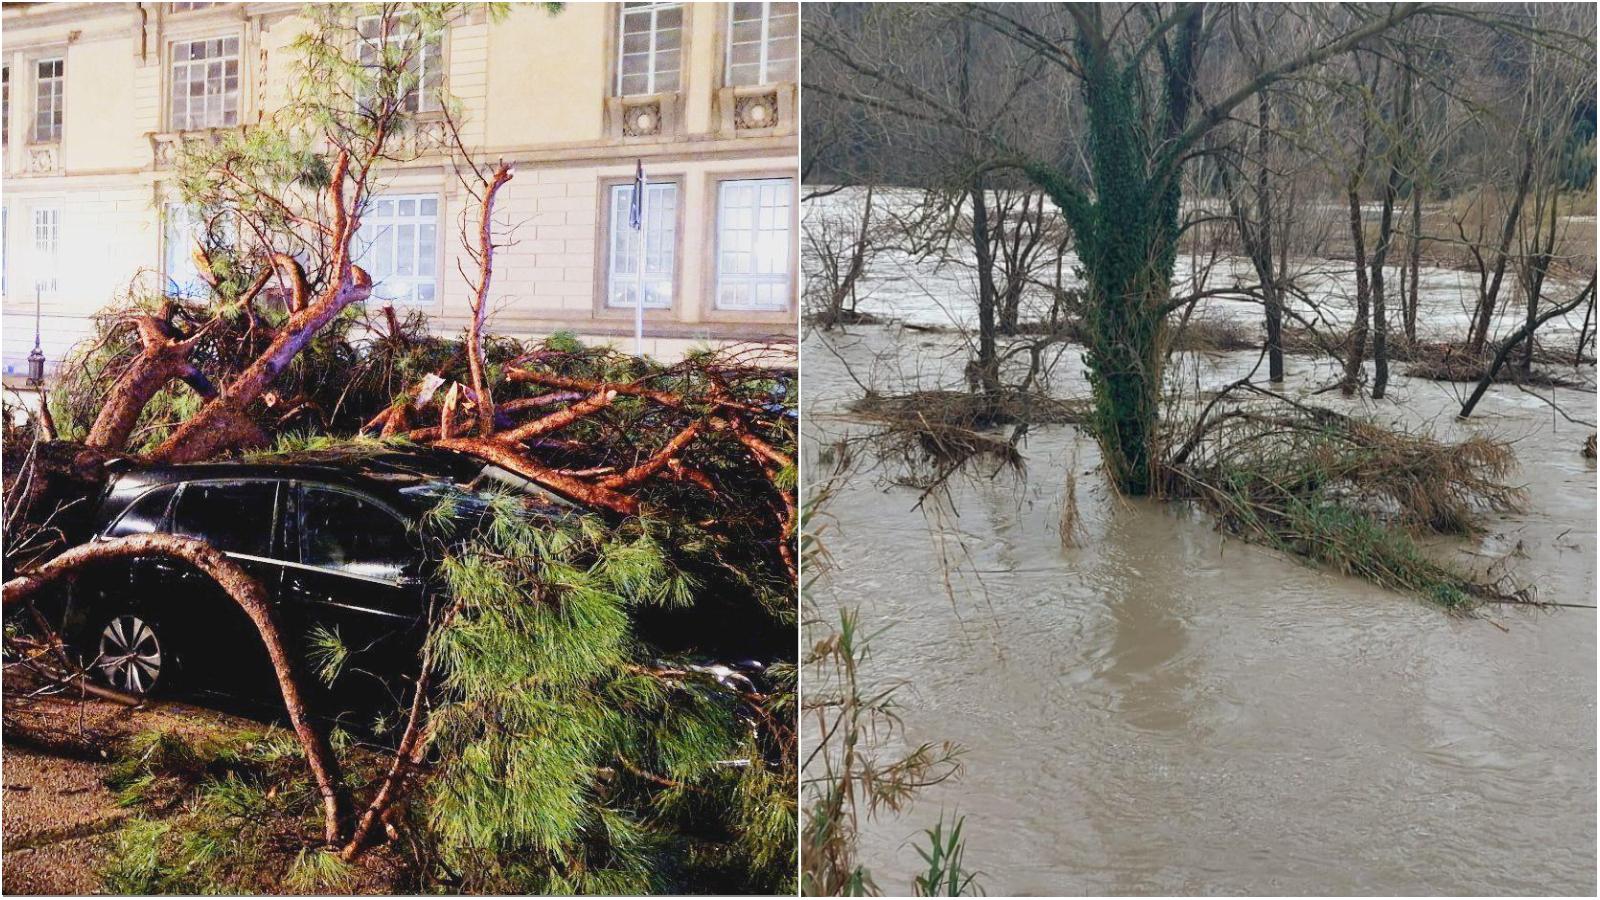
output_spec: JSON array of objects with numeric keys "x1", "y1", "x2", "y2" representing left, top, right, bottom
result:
[{"x1": 802, "y1": 327, "x2": 1596, "y2": 895}]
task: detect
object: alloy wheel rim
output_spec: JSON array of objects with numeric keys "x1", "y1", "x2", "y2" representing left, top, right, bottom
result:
[{"x1": 96, "y1": 614, "x2": 162, "y2": 695}]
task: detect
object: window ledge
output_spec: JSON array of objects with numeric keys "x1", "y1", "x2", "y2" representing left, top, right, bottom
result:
[
  {"x1": 148, "y1": 125, "x2": 248, "y2": 169},
  {"x1": 21, "y1": 141, "x2": 60, "y2": 175},
  {"x1": 605, "y1": 92, "x2": 683, "y2": 143},
  {"x1": 716, "y1": 83, "x2": 795, "y2": 138}
]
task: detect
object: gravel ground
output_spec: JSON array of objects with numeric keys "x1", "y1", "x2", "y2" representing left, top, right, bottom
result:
[{"x1": 1, "y1": 684, "x2": 262, "y2": 895}]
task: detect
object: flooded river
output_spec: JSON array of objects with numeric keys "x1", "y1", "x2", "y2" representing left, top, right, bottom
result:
[{"x1": 803, "y1": 325, "x2": 1596, "y2": 895}]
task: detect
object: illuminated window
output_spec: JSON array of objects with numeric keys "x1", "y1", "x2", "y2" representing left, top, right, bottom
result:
[
  {"x1": 726, "y1": 2, "x2": 797, "y2": 87},
  {"x1": 607, "y1": 181, "x2": 677, "y2": 309},
  {"x1": 32, "y1": 207, "x2": 59, "y2": 295},
  {"x1": 164, "y1": 204, "x2": 207, "y2": 298},
  {"x1": 34, "y1": 58, "x2": 63, "y2": 142},
  {"x1": 170, "y1": 37, "x2": 240, "y2": 130},
  {"x1": 617, "y1": 2, "x2": 682, "y2": 96},
  {"x1": 357, "y1": 14, "x2": 443, "y2": 114},
  {"x1": 715, "y1": 178, "x2": 792, "y2": 311},
  {"x1": 356, "y1": 195, "x2": 440, "y2": 304}
]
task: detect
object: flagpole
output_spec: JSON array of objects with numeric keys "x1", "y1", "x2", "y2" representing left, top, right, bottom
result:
[{"x1": 634, "y1": 173, "x2": 648, "y2": 357}]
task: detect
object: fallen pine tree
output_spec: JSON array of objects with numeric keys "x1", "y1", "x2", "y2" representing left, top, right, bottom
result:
[
  {"x1": 2, "y1": 4, "x2": 795, "y2": 891},
  {"x1": 3, "y1": 329, "x2": 798, "y2": 892}
]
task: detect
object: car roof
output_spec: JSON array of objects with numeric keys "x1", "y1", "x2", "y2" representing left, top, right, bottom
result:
[{"x1": 105, "y1": 445, "x2": 502, "y2": 510}]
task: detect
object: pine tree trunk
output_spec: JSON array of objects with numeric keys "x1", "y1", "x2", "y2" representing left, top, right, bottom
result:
[{"x1": 2, "y1": 534, "x2": 346, "y2": 844}]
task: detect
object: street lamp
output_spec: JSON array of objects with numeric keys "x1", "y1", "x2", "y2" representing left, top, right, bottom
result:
[{"x1": 26, "y1": 285, "x2": 45, "y2": 387}]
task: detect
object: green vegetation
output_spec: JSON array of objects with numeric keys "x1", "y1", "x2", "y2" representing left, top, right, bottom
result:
[
  {"x1": 1165, "y1": 394, "x2": 1530, "y2": 609},
  {"x1": 801, "y1": 486, "x2": 976, "y2": 896},
  {"x1": 96, "y1": 484, "x2": 795, "y2": 894}
]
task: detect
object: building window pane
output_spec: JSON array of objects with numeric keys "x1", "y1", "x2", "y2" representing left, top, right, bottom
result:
[
  {"x1": 164, "y1": 204, "x2": 214, "y2": 299},
  {"x1": 3, "y1": 65, "x2": 10, "y2": 145},
  {"x1": 716, "y1": 177, "x2": 792, "y2": 311},
  {"x1": 169, "y1": 36, "x2": 239, "y2": 130},
  {"x1": 618, "y1": 2, "x2": 683, "y2": 96},
  {"x1": 34, "y1": 58, "x2": 63, "y2": 142},
  {"x1": 356, "y1": 193, "x2": 441, "y2": 304},
  {"x1": 607, "y1": 181, "x2": 677, "y2": 310},
  {"x1": 170, "y1": 2, "x2": 217, "y2": 12},
  {"x1": 357, "y1": 14, "x2": 444, "y2": 114},
  {"x1": 32, "y1": 207, "x2": 59, "y2": 295},
  {"x1": 726, "y1": 2, "x2": 797, "y2": 87}
]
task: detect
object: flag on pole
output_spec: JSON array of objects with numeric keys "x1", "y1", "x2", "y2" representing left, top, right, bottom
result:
[
  {"x1": 629, "y1": 159, "x2": 645, "y2": 230},
  {"x1": 629, "y1": 159, "x2": 646, "y2": 356}
]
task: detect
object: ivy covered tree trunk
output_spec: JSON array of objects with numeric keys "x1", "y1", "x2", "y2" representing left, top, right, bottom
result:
[{"x1": 1024, "y1": 17, "x2": 1193, "y2": 496}]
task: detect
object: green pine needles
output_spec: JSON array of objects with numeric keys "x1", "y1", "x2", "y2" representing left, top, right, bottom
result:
[
  {"x1": 420, "y1": 492, "x2": 795, "y2": 893},
  {"x1": 97, "y1": 490, "x2": 796, "y2": 894}
]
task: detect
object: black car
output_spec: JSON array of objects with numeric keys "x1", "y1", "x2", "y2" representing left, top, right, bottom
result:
[{"x1": 48, "y1": 446, "x2": 780, "y2": 729}]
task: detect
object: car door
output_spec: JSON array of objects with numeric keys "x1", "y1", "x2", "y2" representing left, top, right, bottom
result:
[
  {"x1": 67, "y1": 483, "x2": 181, "y2": 674},
  {"x1": 167, "y1": 479, "x2": 287, "y2": 700},
  {"x1": 280, "y1": 482, "x2": 427, "y2": 727},
  {"x1": 92, "y1": 482, "x2": 181, "y2": 607}
]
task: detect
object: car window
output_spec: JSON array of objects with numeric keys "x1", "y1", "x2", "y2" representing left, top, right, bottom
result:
[
  {"x1": 171, "y1": 481, "x2": 277, "y2": 558},
  {"x1": 104, "y1": 485, "x2": 177, "y2": 538},
  {"x1": 298, "y1": 487, "x2": 412, "y2": 582}
]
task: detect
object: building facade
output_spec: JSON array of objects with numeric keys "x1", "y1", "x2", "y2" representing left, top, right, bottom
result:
[{"x1": 0, "y1": 1, "x2": 799, "y2": 383}]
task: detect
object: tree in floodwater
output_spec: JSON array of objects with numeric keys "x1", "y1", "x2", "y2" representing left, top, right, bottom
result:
[{"x1": 807, "y1": 3, "x2": 1588, "y2": 494}]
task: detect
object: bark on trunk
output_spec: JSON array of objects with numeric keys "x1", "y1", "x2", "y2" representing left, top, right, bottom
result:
[
  {"x1": 1370, "y1": 169, "x2": 1400, "y2": 400},
  {"x1": 1466, "y1": 145, "x2": 1534, "y2": 355},
  {"x1": 1342, "y1": 181, "x2": 1372, "y2": 395},
  {"x1": 433, "y1": 437, "x2": 640, "y2": 515},
  {"x1": 2, "y1": 534, "x2": 346, "y2": 844},
  {"x1": 1460, "y1": 277, "x2": 1596, "y2": 418},
  {"x1": 85, "y1": 315, "x2": 214, "y2": 452},
  {"x1": 969, "y1": 181, "x2": 1002, "y2": 397},
  {"x1": 151, "y1": 152, "x2": 371, "y2": 464},
  {"x1": 466, "y1": 162, "x2": 515, "y2": 437},
  {"x1": 1405, "y1": 184, "x2": 1422, "y2": 342}
]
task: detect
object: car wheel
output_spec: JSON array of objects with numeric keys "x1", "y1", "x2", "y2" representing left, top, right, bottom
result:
[{"x1": 93, "y1": 613, "x2": 167, "y2": 696}]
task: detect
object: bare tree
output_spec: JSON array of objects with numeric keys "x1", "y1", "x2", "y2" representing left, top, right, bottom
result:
[{"x1": 807, "y1": 3, "x2": 1533, "y2": 494}]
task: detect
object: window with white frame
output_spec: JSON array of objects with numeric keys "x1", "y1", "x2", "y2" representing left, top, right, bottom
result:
[
  {"x1": 163, "y1": 204, "x2": 212, "y2": 298},
  {"x1": 32, "y1": 207, "x2": 59, "y2": 295},
  {"x1": 725, "y1": 2, "x2": 797, "y2": 87},
  {"x1": 355, "y1": 195, "x2": 439, "y2": 304},
  {"x1": 715, "y1": 178, "x2": 792, "y2": 311},
  {"x1": 617, "y1": 2, "x2": 682, "y2": 96},
  {"x1": 34, "y1": 58, "x2": 63, "y2": 142},
  {"x1": 607, "y1": 181, "x2": 677, "y2": 309},
  {"x1": 169, "y1": 37, "x2": 240, "y2": 130},
  {"x1": 357, "y1": 14, "x2": 443, "y2": 114}
]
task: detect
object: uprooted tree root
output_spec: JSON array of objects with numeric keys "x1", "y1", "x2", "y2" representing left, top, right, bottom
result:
[{"x1": 1161, "y1": 390, "x2": 1534, "y2": 610}]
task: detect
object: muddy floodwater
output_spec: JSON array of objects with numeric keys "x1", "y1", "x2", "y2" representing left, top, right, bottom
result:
[{"x1": 804, "y1": 325, "x2": 1596, "y2": 895}]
